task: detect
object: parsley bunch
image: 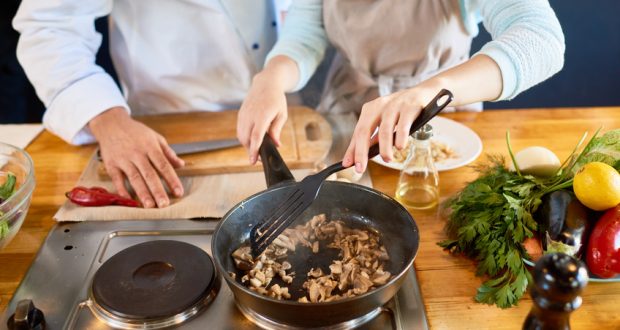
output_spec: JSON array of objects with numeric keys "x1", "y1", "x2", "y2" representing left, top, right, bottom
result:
[{"x1": 438, "y1": 130, "x2": 606, "y2": 308}]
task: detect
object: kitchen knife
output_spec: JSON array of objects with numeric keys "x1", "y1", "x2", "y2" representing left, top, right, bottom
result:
[{"x1": 96, "y1": 138, "x2": 241, "y2": 161}]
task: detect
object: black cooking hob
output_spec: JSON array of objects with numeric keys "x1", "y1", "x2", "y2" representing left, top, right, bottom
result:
[{"x1": 91, "y1": 240, "x2": 217, "y2": 320}]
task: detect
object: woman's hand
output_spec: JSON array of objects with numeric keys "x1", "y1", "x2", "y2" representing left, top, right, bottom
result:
[
  {"x1": 237, "y1": 72, "x2": 289, "y2": 164},
  {"x1": 343, "y1": 55, "x2": 504, "y2": 173},
  {"x1": 343, "y1": 87, "x2": 439, "y2": 173},
  {"x1": 89, "y1": 107, "x2": 185, "y2": 208},
  {"x1": 237, "y1": 55, "x2": 300, "y2": 164}
]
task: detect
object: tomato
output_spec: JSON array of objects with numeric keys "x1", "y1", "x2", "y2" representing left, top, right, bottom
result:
[
  {"x1": 586, "y1": 205, "x2": 620, "y2": 278},
  {"x1": 523, "y1": 236, "x2": 543, "y2": 262}
]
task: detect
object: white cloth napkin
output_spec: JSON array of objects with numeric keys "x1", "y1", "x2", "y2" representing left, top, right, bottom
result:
[{"x1": 0, "y1": 124, "x2": 44, "y2": 149}]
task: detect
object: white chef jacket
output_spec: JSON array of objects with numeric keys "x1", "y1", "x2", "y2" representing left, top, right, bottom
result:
[{"x1": 13, "y1": 0, "x2": 284, "y2": 145}]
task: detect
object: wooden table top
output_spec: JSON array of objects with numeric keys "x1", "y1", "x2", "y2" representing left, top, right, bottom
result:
[{"x1": 1, "y1": 107, "x2": 619, "y2": 329}]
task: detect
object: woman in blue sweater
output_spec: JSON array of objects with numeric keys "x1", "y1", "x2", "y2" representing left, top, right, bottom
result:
[{"x1": 238, "y1": 0, "x2": 565, "y2": 173}]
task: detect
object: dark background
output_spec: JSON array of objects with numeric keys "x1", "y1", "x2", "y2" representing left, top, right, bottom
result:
[
  {"x1": 469, "y1": 0, "x2": 620, "y2": 109},
  {"x1": 1, "y1": 0, "x2": 619, "y2": 124}
]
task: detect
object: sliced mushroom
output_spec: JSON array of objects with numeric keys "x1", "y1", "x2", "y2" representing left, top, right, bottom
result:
[
  {"x1": 312, "y1": 241, "x2": 319, "y2": 253},
  {"x1": 353, "y1": 274, "x2": 374, "y2": 295},
  {"x1": 293, "y1": 230, "x2": 312, "y2": 247},
  {"x1": 308, "y1": 267, "x2": 324, "y2": 278},
  {"x1": 264, "y1": 267, "x2": 275, "y2": 279},
  {"x1": 254, "y1": 270, "x2": 266, "y2": 284},
  {"x1": 272, "y1": 237, "x2": 289, "y2": 250},
  {"x1": 308, "y1": 281, "x2": 320, "y2": 303},
  {"x1": 372, "y1": 270, "x2": 391, "y2": 286},
  {"x1": 270, "y1": 284, "x2": 282, "y2": 296},
  {"x1": 342, "y1": 244, "x2": 351, "y2": 261},
  {"x1": 250, "y1": 287, "x2": 268, "y2": 295},
  {"x1": 274, "y1": 247, "x2": 288, "y2": 257},
  {"x1": 249, "y1": 278, "x2": 262, "y2": 288},
  {"x1": 232, "y1": 246, "x2": 253, "y2": 261},
  {"x1": 354, "y1": 229, "x2": 369, "y2": 241},
  {"x1": 339, "y1": 263, "x2": 354, "y2": 291},
  {"x1": 281, "y1": 274, "x2": 294, "y2": 284},
  {"x1": 329, "y1": 261, "x2": 342, "y2": 275}
]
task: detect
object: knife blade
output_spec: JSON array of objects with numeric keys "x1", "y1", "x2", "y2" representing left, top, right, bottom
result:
[
  {"x1": 96, "y1": 138, "x2": 241, "y2": 161},
  {"x1": 170, "y1": 138, "x2": 241, "y2": 155}
]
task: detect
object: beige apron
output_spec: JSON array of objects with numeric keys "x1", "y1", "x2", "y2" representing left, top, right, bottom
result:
[{"x1": 318, "y1": 0, "x2": 480, "y2": 114}]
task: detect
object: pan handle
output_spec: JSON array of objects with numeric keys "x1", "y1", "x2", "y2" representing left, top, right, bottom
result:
[{"x1": 259, "y1": 134, "x2": 295, "y2": 188}]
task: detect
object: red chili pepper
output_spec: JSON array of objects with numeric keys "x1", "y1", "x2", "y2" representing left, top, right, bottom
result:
[
  {"x1": 66, "y1": 186, "x2": 140, "y2": 207},
  {"x1": 89, "y1": 186, "x2": 110, "y2": 194}
]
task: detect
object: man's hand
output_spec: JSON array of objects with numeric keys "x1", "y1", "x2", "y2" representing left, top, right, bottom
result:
[{"x1": 89, "y1": 107, "x2": 185, "y2": 208}]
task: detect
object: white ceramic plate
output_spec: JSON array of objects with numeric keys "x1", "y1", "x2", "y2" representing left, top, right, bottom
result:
[{"x1": 371, "y1": 116, "x2": 483, "y2": 172}]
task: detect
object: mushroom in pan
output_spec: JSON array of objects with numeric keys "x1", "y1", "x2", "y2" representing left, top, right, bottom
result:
[{"x1": 232, "y1": 214, "x2": 394, "y2": 302}]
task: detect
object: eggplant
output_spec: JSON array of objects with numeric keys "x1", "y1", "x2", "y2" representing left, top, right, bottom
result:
[{"x1": 537, "y1": 190, "x2": 590, "y2": 258}]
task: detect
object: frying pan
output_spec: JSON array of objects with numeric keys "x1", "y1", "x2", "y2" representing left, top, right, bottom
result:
[{"x1": 212, "y1": 136, "x2": 419, "y2": 328}]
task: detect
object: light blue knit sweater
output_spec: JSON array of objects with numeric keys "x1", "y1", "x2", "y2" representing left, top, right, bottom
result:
[{"x1": 267, "y1": 0, "x2": 565, "y2": 101}]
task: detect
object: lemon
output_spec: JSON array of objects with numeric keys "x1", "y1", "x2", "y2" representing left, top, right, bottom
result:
[{"x1": 573, "y1": 162, "x2": 620, "y2": 211}]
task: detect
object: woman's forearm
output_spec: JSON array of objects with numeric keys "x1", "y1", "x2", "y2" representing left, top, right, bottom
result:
[
  {"x1": 254, "y1": 55, "x2": 300, "y2": 93},
  {"x1": 415, "y1": 54, "x2": 503, "y2": 106},
  {"x1": 264, "y1": 0, "x2": 328, "y2": 92}
]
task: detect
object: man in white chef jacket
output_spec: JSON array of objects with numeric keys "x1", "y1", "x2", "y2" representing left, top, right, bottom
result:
[{"x1": 13, "y1": 0, "x2": 288, "y2": 208}]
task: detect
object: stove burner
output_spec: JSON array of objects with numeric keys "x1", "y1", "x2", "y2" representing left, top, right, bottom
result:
[
  {"x1": 90, "y1": 240, "x2": 217, "y2": 326},
  {"x1": 237, "y1": 302, "x2": 386, "y2": 330}
]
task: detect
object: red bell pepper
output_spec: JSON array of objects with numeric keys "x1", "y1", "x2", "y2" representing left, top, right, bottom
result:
[{"x1": 586, "y1": 205, "x2": 620, "y2": 278}]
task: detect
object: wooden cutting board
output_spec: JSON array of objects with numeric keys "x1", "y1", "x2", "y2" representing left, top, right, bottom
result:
[{"x1": 98, "y1": 106, "x2": 332, "y2": 178}]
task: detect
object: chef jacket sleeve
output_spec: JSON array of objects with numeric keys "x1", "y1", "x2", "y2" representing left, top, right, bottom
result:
[
  {"x1": 13, "y1": 0, "x2": 130, "y2": 145},
  {"x1": 265, "y1": 0, "x2": 328, "y2": 92},
  {"x1": 463, "y1": 0, "x2": 565, "y2": 101}
]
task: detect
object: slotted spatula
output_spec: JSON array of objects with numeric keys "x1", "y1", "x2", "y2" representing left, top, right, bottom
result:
[{"x1": 250, "y1": 89, "x2": 453, "y2": 257}]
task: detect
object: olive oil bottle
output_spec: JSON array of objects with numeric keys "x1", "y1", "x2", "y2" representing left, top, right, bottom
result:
[{"x1": 395, "y1": 124, "x2": 439, "y2": 209}]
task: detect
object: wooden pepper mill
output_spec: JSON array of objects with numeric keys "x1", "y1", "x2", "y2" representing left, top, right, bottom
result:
[{"x1": 523, "y1": 253, "x2": 589, "y2": 330}]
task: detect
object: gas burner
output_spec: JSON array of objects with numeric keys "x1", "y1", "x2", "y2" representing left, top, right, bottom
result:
[{"x1": 88, "y1": 240, "x2": 219, "y2": 329}]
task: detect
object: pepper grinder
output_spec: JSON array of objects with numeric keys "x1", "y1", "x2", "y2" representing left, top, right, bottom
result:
[{"x1": 523, "y1": 253, "x2": 589, "y2": 330}]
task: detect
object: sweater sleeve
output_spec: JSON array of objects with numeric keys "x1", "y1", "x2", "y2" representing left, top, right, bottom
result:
[
  {"x1": 13, "y1": 0, "x2": 129, "y2": 145},
  {"x1": 265, "y1": 0, "x2": 328, "y2": 91},
  {"x1": 464, "y1": 0, "x2": 565, "y2": 101}
]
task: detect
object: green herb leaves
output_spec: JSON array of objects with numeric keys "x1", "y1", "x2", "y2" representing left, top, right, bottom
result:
[
  {"x1": 439, "y1": 157, "x2": 541, "y2": 308},
  {"x1": 572, "y1": 129, "x2": 620, "y2": 174},
  {"x1": 0, "y1": 173, "x2": 16, "y2": 203}
]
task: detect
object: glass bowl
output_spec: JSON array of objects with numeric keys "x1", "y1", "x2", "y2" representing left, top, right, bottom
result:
[{"x1": 0, "y1": 142, "x2": 35, "y2": 250}]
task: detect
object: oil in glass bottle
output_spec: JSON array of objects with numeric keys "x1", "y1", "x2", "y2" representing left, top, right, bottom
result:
[{"x1": 395, "y1": 124, "x2": 439, "y2": 209}]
